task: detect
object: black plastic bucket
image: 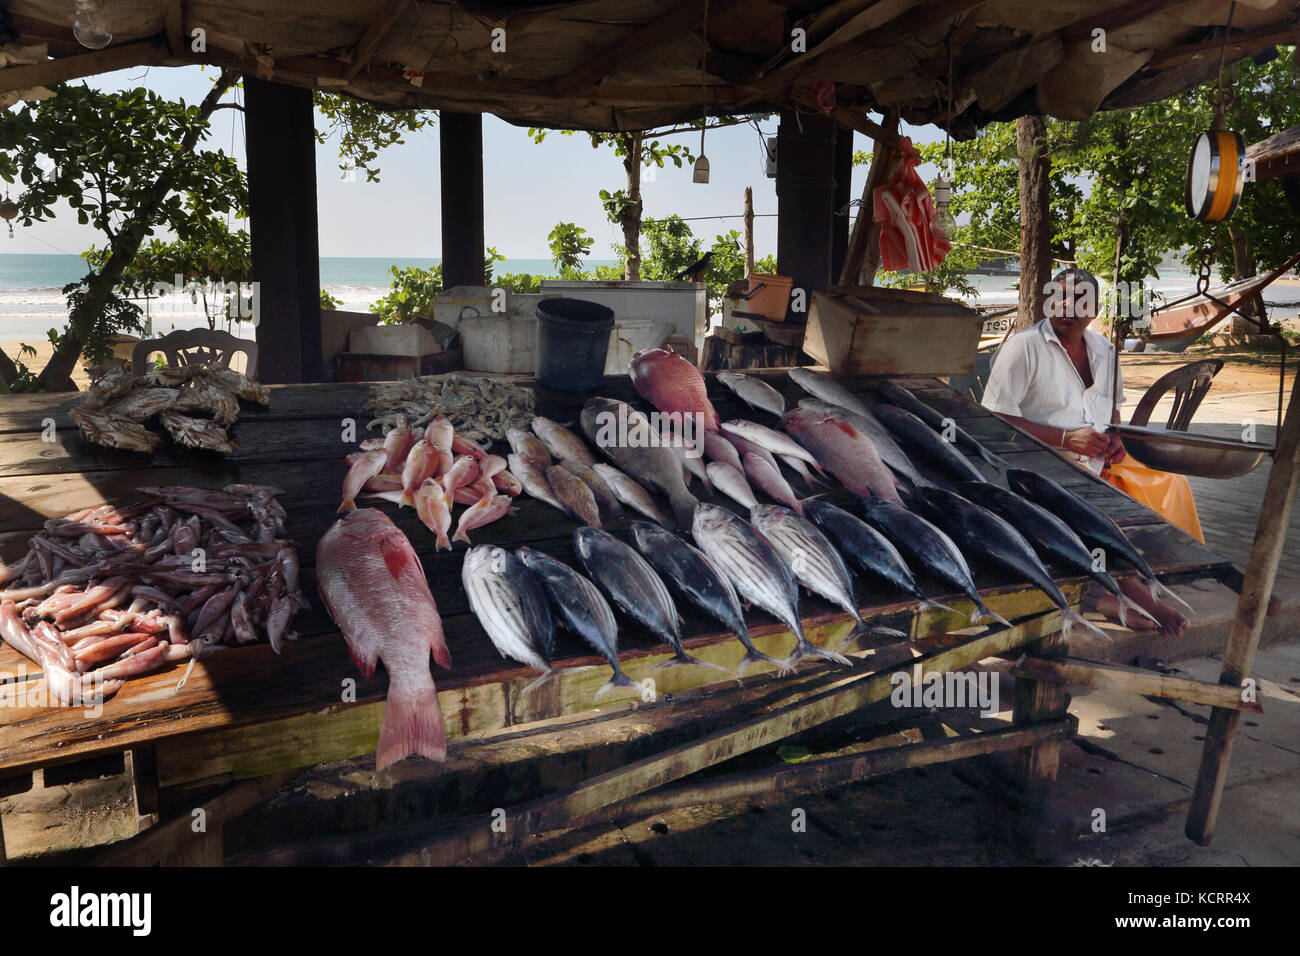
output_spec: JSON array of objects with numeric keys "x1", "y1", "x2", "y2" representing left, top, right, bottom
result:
[{"x1": 534, "y1": 297, "x2": 616, "y2": 391}]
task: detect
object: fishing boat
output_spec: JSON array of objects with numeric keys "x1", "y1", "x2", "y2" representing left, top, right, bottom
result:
[{"x1": 1139, "y1": 249, "x2": 1300, "y2": 352}]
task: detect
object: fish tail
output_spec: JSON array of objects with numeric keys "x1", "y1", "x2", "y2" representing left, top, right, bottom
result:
[
  {"x1": 1064, "y1": 607, "x2": 1113, "y2": 644},
  {"x1": 783, "y1": 639, "x2": 853, "y2": 670},
  {"x1": 1148, "y1": 577, "x2": 1194, "y2": 614},
  {"x1": 652, "y1": 650, "x2": 733, "y2": 675},
  {"x1": 852, "y1": 621, "x2": 908, "y2": 641},
  {"x1": 337, "y1": 498, "x2": 356, "y2": 514},
  {"x1": 735, "y1": 646, "x2": 783, "y2": 676},
  {"x1": 920, "y1": 597, "x2": 959, "y2": 616},
  {"x1": 375, "y1": 680, "x2": 448, "y2": 770},
  {"x1": 520, "y1": 667, "x2": 556, "y2": 697},
  {"x1": 436, "y1": 531, "x2": 452, "y2": 552},
  {"x1": 793, "y1": 494, "x2": 823, "y2": 515},
  {"x1": 1117, "y1": 592, "x2": 1160, "y2": 628},
  {"x1": 979, "y1": 448, "x2": 1011, "y2": 470},
  {"x1": 592, "y1": 668, "x2": 642, "y2": 703},
  {"x1": 668, "y1": 493, "x2": 699, "y2": 530},
  {"x1": 975, "y1": 600, "x2": 1012, "y2": 628}
]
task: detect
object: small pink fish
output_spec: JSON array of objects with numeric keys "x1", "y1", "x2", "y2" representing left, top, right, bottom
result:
[
  {"x1": 454, "y1": 494, "x2": 512, "y2": 544},
  {"x1": 425, "y1": 417, "x2": 455, "y2": 475},
  {"x1": 401, "y1": 439, "x2": 439, "y2": 506},
  {"x1": 454, "y1": 477, "x2": 495, "y2": 506},
  {"x1": 743, "y1": 452, "x2": 812, "y2": 514},
  {"x1": 364, "y1": 472, "x2": 404, "y2": 494},
  {"x1": 478, "y1": 454, "x2": 507, "y2": 481},
  {"x1": 415, "y1": 477, "x2": 454, "y2": 551},
  {"x1": 383, "y1": 426, "x2": 417, "y2": 472},
  {"x1": 492, "y1": 469, "x2": 522, "y2": 496},
  {"x1": 452, "y1": 434, "x2": 489, "y2": 461},
  {"x1": 341, "y1": 449, "x2": 390, "y2": 512},
  {"x1": 441, "y1": 455, "x2": 479, "y2": 495}
]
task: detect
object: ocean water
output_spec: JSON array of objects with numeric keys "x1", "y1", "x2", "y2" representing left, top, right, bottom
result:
[{"x1": 2, "y1": 253, "x2": 1298, "y2": 344}]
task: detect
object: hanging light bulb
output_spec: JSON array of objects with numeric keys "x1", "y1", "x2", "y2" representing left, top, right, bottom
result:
[
  {"x1": 693, "y1": 123, "x2": 710, "y2": 183},
  {"x1": 932, "y1": 173, "x2": 955, "y2": 237},
  {"x1": 0, "y1": 183, "x2": 17, "y2": 239},
  {"x1": 73, "y1": 0, "x2": 113, "y2": 50}
]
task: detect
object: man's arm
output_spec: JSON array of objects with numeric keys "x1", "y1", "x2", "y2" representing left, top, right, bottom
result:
[{"x1": 991, "y1": 411, "x2": 1111, "y2": 459}]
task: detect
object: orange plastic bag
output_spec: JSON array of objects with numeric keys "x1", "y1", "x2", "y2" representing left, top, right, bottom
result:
[{"x1": 1102, "y1": 455, "x2": 1205, "y2": 543}]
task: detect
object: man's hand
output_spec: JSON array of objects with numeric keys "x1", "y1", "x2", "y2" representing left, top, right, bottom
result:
[
  {"x1": 1062, "y1": 427, "x2": 1111, "y2": 459},
  {"x1": 1103, "y1": 432, "x2": 1126, "y2": 464}
]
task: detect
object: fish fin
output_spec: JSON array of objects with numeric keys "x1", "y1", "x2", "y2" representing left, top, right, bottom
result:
[
  {"x1": 734, "y1": 647, "x2": 784, "y2": 676},
  {"x1": 920, "y1": 598, "x2": 959, "y2": 616},
  {"x1": 452, "y1": 528, "x2": 471, "y2": 545},
  {"x1": 337, "y1": 499, "x2": 356, "y2": 514},
  {"x1": 1148, "y1": 577, "x2": 1194, "y2": 614},
  {"x1": 520, "y1": 668, "x2": 555, "y2": 698},
  {"x1": 429, "y1": 632, "x2": 452, "y2": 670},
  {"x1": 436, "y1": 532, "x2": 452, "y2": 552},
  {"x1": 592, "y1": 669, "x2": 641, "y2": 702},
  {"x1": 380, "y1": 536, "x2": 412, "y2": 578},
  {"x1": 975, "y1": 601, "x2": 1013, "y2": 628},
  {"x1": 652, "y1": 650, "x2": 732, "y2": 675},
  {"x1": 783, "y1": 640, "x2": 853, "y2": 669},
  {"x1": 668, "y1": 493, "x2": 699, "y2": 530},
  {"x1": 347, "y1": 643, "x2": 381, "y2": 680},
  {"x1": 853, "y1": 622, "x2": 908, "y2": 641},
  {"x1": 1063, "y1": 608, "x2": 1113, "y2": 644},
  {"x1": 375, "y1": 679, "x2": 447, "y2": 770},
  {"x1": 1117, "y1": 592, "x2": 1161, "y2": 629}
]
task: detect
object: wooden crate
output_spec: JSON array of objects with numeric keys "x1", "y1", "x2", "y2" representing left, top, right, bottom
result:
[{"x1": 802, "y1": 286, "x2": 984, "y2": 377}]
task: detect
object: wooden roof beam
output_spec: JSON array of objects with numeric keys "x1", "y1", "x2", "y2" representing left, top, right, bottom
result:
[
  {"x1": 164, "y1": 0, "x2": 184, "y2": 56},
  {"x1": 793, "y1": 93, "x2": 902, "y2": 149},
  {"x1": 1144, "y1": 20, "x2": 1300, "y2": 71},
  {"x1": 551, "y1": 0, "x2": 707, "y2": 97},
  {"x1": 343, "y1": 0, "x2": 412, "y2": 82},
  {"x1": 0, "y1": 39, "x2": 169, "y2": 92}
]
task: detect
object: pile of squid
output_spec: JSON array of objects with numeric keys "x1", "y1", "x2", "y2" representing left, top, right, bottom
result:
[
  {"x1": 0, "y1": 484, "x2": 305, "y2": 705},
  {"x1": 340, "y1": 416, "x2": 523, "y2": 549}
]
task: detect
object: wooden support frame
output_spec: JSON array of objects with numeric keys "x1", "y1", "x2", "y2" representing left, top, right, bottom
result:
[
  {"x1": 838, "y1": 108, "x2": 899, "y2": 286},
  {"x1": 1012, "y1": 656, "x2": 1262, "y2": 713},
  {"x1": 1011, "y1": 628, "x2": 1069, "y2": 860},
  {"x1": 343, "y1": 0, "x2": 412, "y2": 82},
  {"x1": 1186, "y1": 357, "x2": 1300, "y2": 844},
  {"x1": 383, "y1": 610, "x2": 1061, "y2": 865}
]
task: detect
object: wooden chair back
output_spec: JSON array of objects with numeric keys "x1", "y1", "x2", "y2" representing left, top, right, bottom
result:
[
  {"x1": 1128, "y1": 358, "x2": 1223, "y2": 431},
  {"x1": 132, "y1": 329, "x2": 258, "y2": 379}
]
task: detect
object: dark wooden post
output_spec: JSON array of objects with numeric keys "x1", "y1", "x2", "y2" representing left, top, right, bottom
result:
[
  {"x1": 743, "y1": 186, "x2": 754, "y2": 277},
  {"x1": 245, "y1": 79, "x2": 323, "y2": 383},
  {"x1": 776, "y1": 110, "x2": 836, "y2": 312},
  {"x1": 831, "y1": 125, "x2": 854, "y2": 282},
  {"x1": 440, "y1": 111, "x2": 486, "y2": 288},
  {"x1": 1016, "y1": 114, "x2": 1052, "y2": 332}
]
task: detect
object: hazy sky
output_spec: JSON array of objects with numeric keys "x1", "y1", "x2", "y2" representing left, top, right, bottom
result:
[{"x1": 4, "y1": 64, "x2": 948, "y2": 263}]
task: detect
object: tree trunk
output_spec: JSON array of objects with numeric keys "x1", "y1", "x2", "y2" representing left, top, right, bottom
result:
[
  {"x1": 1229, "y1": 227, "x2": 1260, "y2": 337},
  {"x1": 1112, "y1": 213, "x2": 1128, "y2": 335},
  {"x1": 34, "y1": 70, "x2": 237, "y2": 392},
  {"x1": 622, "y1": 131, "x2": 643, "y2": 281},
  {"x1": 743, "y1": 186, "x2": 754, "y2": 277},
  {"x1": 1016, "y1": 114, "x2": 1052, "y2": 332}
]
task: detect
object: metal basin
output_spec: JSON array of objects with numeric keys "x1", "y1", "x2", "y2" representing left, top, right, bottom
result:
[{"x1": 1108, "y1": 424, "x2": 1272, "y2": 479}]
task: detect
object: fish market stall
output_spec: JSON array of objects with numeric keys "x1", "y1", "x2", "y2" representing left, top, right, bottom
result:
[{"x1": 0, "y1": 370, "x2": 1235, "y2": 865}]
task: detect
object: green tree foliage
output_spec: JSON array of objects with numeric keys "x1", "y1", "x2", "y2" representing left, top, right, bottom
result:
[
  {"x1": 0, "y1": 74, "x2": 241, "y2": 390},
  {"x1": 547, "y1": 221, "x2": 594, "y2": 274},
  {"x1": 314, "y1": 94, "x2": 432, "y2": 182}
]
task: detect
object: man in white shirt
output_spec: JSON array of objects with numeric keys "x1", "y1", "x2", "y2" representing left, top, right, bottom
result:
[
  {"x1": 982, "y1": 268, "x2": 1126, "y2": 474},
  {"x1": 982, "y1": 268, "x2": 1186, "y2": 637}
]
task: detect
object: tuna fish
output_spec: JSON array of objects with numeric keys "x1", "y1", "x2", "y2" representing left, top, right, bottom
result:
[
  {"x1": 859, "y1": 497, "x2": 1010, "y2": 627},
  {"x1": 691, "y1": 503, "x2": 851, "y2": 668},
  {"x1": 803, "y1": 499, "x2": 955, "y2": 614},
  {"x1": 462, "y1": 545, "x2": 555, "y2": 689},
  {"x1": 750, "y1": 504, "x2": 904, "y2": 640},
  {"x1": 581, "y1": 397, "x2": 698, "y2": 528},
  {"x1": 716, "y1": 371, "x2": 786, "y2": 418},
  {"x1": 874, "y1": 380, "x2": 1009, "y2": 469},
  {"x1": 591, "y1": 463, "x2": 675, "y2": 528},
  {"x1": 516, "y1": 546, "x2": 641, "y2": 700},
  {"x1": 573, "y1": 526, "x2": 721, "y2": 671},
  {"x1": 531, "y1": 416, "x2": 597, "y2": 466},
  {"x1": 317, "y1": 509, "x2": 450, "y2": 768},
  {"x1": 630, "y1": 520, "x2": 784, "y2": 674},
  {"x1": 912, "y1": 487, "x2": 1111, "y2": 641},
  {"x1": 1005, "y1": 469, "x2": 1192, "y2": 614},
  {"x1": 872, "y1": 405, "x2": 987, "y2": 483},
  {"x1": 781, "y1": 405, "x2": 903, "y2": 503},
  {"x1": 545, "y1": 464, "x2": 602, "y2": 527},
  {"x1": 954, "y1": 481, "x2": 1156, "y2": 629},
  {"x1": 629, "y1": 344, "x2": 720, "y2": 430}
]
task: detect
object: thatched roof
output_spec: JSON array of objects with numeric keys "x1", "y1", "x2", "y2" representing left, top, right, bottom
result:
[{"x1": 2, "y1": 0, "x2": 1296, "y2": 137}]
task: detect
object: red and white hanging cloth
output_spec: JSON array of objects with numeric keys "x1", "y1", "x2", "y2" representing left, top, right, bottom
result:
[{"x1": 872, "y1": 136, "x2": 951, "y2": 273}]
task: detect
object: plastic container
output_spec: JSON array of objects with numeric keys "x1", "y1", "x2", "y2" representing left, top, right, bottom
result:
[
  {"x1": 534, "y1": 297, "x2": 616, "y2": 391},
  {"x1": 746, "y1": 273, "x2": 794, "y2": 321}
]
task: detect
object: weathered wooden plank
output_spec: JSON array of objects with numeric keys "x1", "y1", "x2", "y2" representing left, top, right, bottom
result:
[
  {"x1": 1012, "y1": 656, "x2": 1263, "y2": 712},
  {"x1": 381, "y1": 610, "x2": 1062, "y2": 865}
]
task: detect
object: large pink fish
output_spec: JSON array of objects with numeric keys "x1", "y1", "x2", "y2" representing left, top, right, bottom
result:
[
  {"x1": 782, "y1": 406, "x2": 902, "y2": 503},
  {"x1": 629, "y1": 345, "x2": 720, "y2": 430},
  {"x1": 316, "y1": 509, "x2": 451, "y2": 768}
]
